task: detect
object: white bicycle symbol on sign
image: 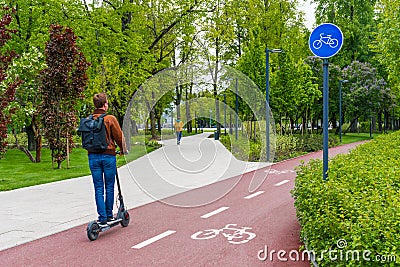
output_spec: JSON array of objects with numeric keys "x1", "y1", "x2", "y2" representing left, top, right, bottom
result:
[
  {"x1": 191, "y1": 224, "x2": 256, "y2": 244},
  {"x1": 312, "y1": 33, "x2": 339, "y2": 49}
]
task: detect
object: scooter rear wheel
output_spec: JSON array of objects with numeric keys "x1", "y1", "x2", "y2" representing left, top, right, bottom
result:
[
  {"x1": 87, "y1": 221, "x2": 100, "y2": 241},
  {"x1": 120, "y1": 211, "x2": 130, "y2": 227}
]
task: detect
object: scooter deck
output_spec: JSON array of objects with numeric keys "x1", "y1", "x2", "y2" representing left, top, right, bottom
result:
[
  {"x1": 107, "y1": 218, "x2": 122, "y2": 225},
  {"x1": 98, "y1": 218, "x2": 123, "y2": 231}
]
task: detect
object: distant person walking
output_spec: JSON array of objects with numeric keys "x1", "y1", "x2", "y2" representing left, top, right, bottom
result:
[
  {"x1": 174, "y1": 116, "x2": 184, "y2": 145},
  {"x1": 88, "y1": 93, "x2": 127, "y2": 227}
]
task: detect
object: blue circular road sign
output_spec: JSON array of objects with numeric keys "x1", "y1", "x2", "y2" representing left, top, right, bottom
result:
[{"x1": 309, "y1": 23, "x2": 343, "y2": 58}]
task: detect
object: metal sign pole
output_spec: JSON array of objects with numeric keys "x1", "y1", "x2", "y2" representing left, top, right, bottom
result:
[
  {"x1": 323, "y1": 59, "x2": 329, "y2": 181},
  {"x1": 309, "y1": 23, "x2": 343, "y2": 181}
]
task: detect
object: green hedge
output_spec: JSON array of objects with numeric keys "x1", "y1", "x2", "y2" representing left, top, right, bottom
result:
[
  {"x1": 292, "y1": 131, "x2": 400, "y2": 266},
  {"x1": 274, "y1": 134, "x2": 339, "y2": 161},
  {"x1": 219, "y1": 133, "x2": 339, "y2": 162}
]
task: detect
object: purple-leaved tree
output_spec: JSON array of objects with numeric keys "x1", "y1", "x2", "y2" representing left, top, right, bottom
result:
[
  {"x1": 39, "y1": 24, "x2": 90, "y2": 169},
  {"x1": 0, "y1": 8, "x2": 22, "y2": 158}
]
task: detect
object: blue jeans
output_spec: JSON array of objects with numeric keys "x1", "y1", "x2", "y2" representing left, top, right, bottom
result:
[
  {"x1": 88, "y1": 154, "x2": 116, "y2": 222},
  {"x1": 176, "y1": 131, "x2": 182, "y2": 143}
]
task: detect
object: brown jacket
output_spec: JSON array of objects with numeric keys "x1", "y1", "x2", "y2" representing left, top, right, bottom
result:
[{"x1": 90, "y1": 109, "x2": 126, "y2": 156}]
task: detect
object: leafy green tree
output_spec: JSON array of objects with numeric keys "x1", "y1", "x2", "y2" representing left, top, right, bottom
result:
[
  {"x1": 236, "y1": 31, "x2": 265, "y2": 94},
  {"x1": 373, "y1": 0, "x2": 400, "y2": 120},
  {"x1": 312, "y1": 0, "x2": 377, "y2": 67},
  {"x1": 304, "y1": 56, "x2": 341, "y2": 131},
  {"x1": 0, "y1": 8, "x2": 23, "y2": 158},
  {"x1": 39, "y1": 24, "x2": 90, "y2": 169},
  {"x1": 295, "y1": 61, "x2": 321, "y2": 134},
  {"x1": 270, "y1": 53, "x2": 299, "y2": 133},
  {"x1": 143, "y1": 0, "x2": 200, "y2": 138},
  {"x1": 341, "y1": 60, "x2": 393, "y2": 132},
  {"x1": 82, "y1": 0, "x2": 203, "y2": 136},
  {"x1": 4, "y1": 0, "x2": 96, "y2": 154},
  {"x1": 4, "y1": 0, "x2": 88, "y2": 54},
  {"x1": 7, "y1": 47, "x2": 46, "y2": 162},
  {"x1": 235, "y1": 0, "x2": 310, "y2": 135},
  {"x1": 195, "y1": 0, "x2": 234, "y2": 134}
]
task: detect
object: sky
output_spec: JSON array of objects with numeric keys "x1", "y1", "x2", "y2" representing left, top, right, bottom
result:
[{"x1": 298, "y1": 0, "x2": 317, "y2": 30}]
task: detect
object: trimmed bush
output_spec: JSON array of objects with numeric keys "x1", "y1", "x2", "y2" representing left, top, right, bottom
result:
[
  {"x1": 292, "y1": 131, "x2": 400, "y2": 266},
  {"x1": 220, "y1": 133, "x2": 339, "y2": 162}
]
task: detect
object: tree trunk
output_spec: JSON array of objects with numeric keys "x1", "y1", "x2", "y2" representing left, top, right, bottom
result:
[
  {"x1": 150, "y1": 108, "x2": 157, "y2": 140},
  {"x1": 26, "y1": 124, "x2": 36, "y2": 151},
  {"x1": 331, "y1": 113, "x2": 337, "y2": 129},
  {"x1": 35, "y1": 135, "x2": 42, "y2": 163},
  {"x1": 378, "y1": 112, "x2": 383, "y2": 132},
  {"x1": 253, "y1": 119, "x2": 256, "y2": 141},
  {"x1": 33, "y1": 113, "x2": 42, "y2": 162},
  {"x1": 185, "y1": 101, "x2": 192, "y2": 134},
  {"x1": 12, "y1": 129, "x2": 36, "y2": 162},
  {"x1": 66, "y1": 131, "x2": 70, "y2": 169},
  {"x1": 157, "y1": 116, "x2": 162, "y2": 133},
  {"x1": 131, "y1": 120, "x2": 138, "y2": 136},
  {"x1": 348, "y1": 116, "x2": 359, "y2": 133},
  {"x1": 290, "y1": 117, "x2": 294, "y2": 135},
  {"x1": 372, "y1": 116, "x2": 377, "y2": 132},
  {"x1": 145, "y1": 92, "x2": 157, "y2": 140},
  {"x1": 249, "y1": 120, "x2": 252, "y2": 139}
]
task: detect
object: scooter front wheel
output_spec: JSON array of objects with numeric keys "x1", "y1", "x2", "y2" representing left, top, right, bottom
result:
[
  {"x1": 87, "y1": 221, "x2": 100, "y2": 241},
  {"x1": 120, "y1": 211, "x2": 130, "y2": 227}
]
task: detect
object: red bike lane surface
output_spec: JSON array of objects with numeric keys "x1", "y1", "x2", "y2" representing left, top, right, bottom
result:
[{"x1": 0, "y1": 142, "x2": 365, "y2": 267}]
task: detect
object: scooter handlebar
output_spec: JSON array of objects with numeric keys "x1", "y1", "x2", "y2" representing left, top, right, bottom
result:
[{"x1": 116, "y1": 149, "x2": 129, "y2": 155}]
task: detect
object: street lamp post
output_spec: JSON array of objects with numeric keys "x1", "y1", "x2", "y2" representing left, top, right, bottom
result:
[
  {"x1": 235, "y1": 78, "x2": 239, "y2": 140},
  {"x1": 171, "y1": 110, "x2": 174, "y2": 133},
  {"x1": 195, "y1": 111, "x2": 197, "y2": 133},
  {"x1": 369, "y1": 111, "x2": 373, "y2": 138},
  {"x1": 229, "y1": 113, "x2": 232, "y2": 134},
  {"x1": 392, "y1": 108, "x2": 395, "y2": 131},
  {"x1": 266, "y1": 48, "x2": 283, "y2": 162},
  {"x1": 223, "y1": 94, "x2": 227, "y2": 135},
  {"x1": 338, "y1": 79, "x2": 348, "y2": 143},
  {"x1": 209, "y1": 109, "x2": 212, "y2": 128}
]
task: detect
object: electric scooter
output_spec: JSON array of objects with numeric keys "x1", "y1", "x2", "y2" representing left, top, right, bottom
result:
[{"x1": 87, "y1": 167, "x2": 130, "y2": 241}]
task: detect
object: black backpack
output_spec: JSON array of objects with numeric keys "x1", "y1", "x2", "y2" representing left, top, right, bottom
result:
[{"x1": 78, "y1": 113, "x2": 110, "y2": 153}]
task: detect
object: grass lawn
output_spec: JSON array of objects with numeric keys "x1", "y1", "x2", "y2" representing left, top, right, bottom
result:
[
  {"x1": 339, "y1": 132, "x2": 378, "y2": 144},
  {"x1": 0, "y1": 145, "x2": 155, "y2": 191}
]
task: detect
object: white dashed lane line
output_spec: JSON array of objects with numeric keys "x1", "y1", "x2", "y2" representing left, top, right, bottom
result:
[
  {"x1": 200, "y1": 207, "x2": 230, "y2": 219},
  {"x1": 264, "y1": 169, "x2": 295, "y2": 174},
  {"x1": 244, "y1": 191, "x2": 264, "y2": 199},
  {"x1": 274, "y1": 180, "x2": 290, "y2": 186},
  {"x1": 132, "y1": 230, "x2": 176, "y2": 249}
]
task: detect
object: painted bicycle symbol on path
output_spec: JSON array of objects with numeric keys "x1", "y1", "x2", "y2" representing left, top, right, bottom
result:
[
  {"x1": 312, "y1": 33, "x2": 339, "y2": 49},
  {"x1": 191, "y1": 224, "x2": 256, "y2": 244}
]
